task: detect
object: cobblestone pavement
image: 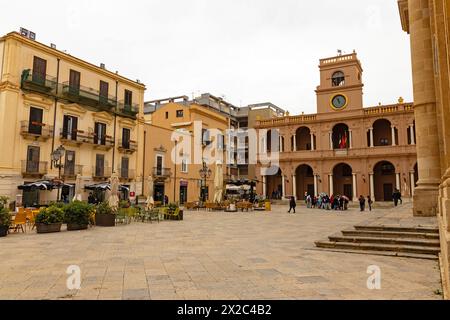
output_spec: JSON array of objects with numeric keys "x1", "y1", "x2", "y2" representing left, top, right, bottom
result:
[{"x1": 0, "y1": 204, "x2": 443, "y2": 300}]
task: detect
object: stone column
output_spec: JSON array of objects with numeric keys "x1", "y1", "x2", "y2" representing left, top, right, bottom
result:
[
  {"x1": 391, "y1": 126, "x2": 397, "y2": 146},
  {"x1": 281, "y1": 175, "x2": 286, "y2": 199},
  {"x1": 329, "y1": 132, "x2": 333, "y2": 150},
  {"x1": 310, "y1": 133, "x2": 315, "y2": 151},
  {"x1": 410, "y1": 125, "x2": 416, "y2": 145},
  {"x1": 293, "y1": 135, "x2": 297, "y2": 152},
  {"x1": 292, "y1": 175, "x2": 297, "y2": 200},
  {"x1": 314, "y1": 175, "x2": 318, "y2": 197},
  {"x1": 369, "y1": 128, "x2": 374, "y2": 147},
  {"x1": 263, "y1": 176, "x2": 267, "y2": 198},
  {"x1": 410, "y1": 172, "x2": 416, "y2": 197},
  {"x1": 352, "y1": 173, "x2": 358, "y2": 201},
  {"x1": 329, "y1": 175, "x2": 334, "y2": 196},
  {"x1": 369, "y1": 173, "x2": 375, "y2": 201},
  {"x1": 396, "y1": 173, "x2": 401, "y2": 191},
  {"x1": 408, "y1": 0, "x2": 441, "y2": 216},
  {"x1": 349, "y1": 130, "x2": 353, "y2": 149},
  {"x1": 279, "y1": 136, "x2": 283, "y2": 152}
]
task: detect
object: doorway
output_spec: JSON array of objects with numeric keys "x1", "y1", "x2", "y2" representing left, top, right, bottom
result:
[
  {"x1": 383, "y1": 184, "x2": 393, "y2": 201},
  {"x1": 180, "y1": 185, "x2": 188, "y2": 204},
  {"x1": 154, "y1": 183, "x2": 165, "y2": 202}
]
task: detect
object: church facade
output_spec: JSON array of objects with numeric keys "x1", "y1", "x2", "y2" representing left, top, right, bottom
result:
[{"x1": 255, "y1": 52, "x2": 418, "y2": 202}]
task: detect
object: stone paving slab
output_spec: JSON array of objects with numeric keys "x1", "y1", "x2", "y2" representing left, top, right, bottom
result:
[{"x1": 0, "y1": 204, "x2": 443, "y2": 300}]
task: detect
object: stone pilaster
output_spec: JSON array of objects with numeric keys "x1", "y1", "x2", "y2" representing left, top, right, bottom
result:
[{"x1": 408, "y1": 0, "x2": 441, "y2": 216}]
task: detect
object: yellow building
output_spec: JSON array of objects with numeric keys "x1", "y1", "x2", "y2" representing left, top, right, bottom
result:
[
  {"x1": 143, "y1": 97, "x2": 230, "y2": 204},
  {"x1": 0, "y1": 31, "x2": 146, "y2": 207},
  {"x1": 398, "y1": 0, "x2": 450, "y2": 298}
]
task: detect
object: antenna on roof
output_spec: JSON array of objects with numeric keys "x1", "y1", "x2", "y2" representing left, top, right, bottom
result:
[{"x1": 337, "y1": 49, "x2": 342, "y2": 56}]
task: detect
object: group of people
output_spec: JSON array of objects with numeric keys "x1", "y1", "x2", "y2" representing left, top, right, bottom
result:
[
  {"x1": 305, "y1": 193, "x2": 351, "y2": 211},
  {"x1": 357, "y1": 195, "x2": 374, "y2": 212}
]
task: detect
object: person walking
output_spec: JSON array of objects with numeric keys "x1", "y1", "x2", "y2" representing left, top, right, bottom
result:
[
  {"x1": 288, "y1": 196, "x2": 297, "y2": 214},
  {"x1": 359, "y1": 195, "x2": 366, "y2": 212},
  {"x1": 392, "y1": 189, "x2": 399, "y2": 207},
  {"x1": 367, "y1": 195, "x2": 373, "y2": 212}
]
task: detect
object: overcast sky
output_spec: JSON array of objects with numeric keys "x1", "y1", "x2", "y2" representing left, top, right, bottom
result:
[{"x1": 1, "y1": 0, "x2": 412, "y2": 114}]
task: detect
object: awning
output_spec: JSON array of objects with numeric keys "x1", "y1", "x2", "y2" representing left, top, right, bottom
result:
[
  {"x1": 84, "y1": 183, "x2": 129, "y2": 192},
  {"x1": 18, "y1": 180, "x2": 72, "y2": 191}
]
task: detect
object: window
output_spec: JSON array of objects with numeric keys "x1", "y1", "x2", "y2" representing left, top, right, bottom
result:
[
  {"x1": 124, "y1": 89, "x2": 133, "y2": 107},
  {"x1": 217, "y1": 134, "x2": 225, "y2": 150},
  {"x1": 121, "y1": 157, "x2": 129, "y2": 179},
  {"x1": 65, "y1": 151, "x2": 76, "y2": 176},
  {"x1": 99, "y1": 81, "x2": 109, "y2": 103},
  {"x1": 62, "y1": 115, "x2": 78, "y2": 140},
  {"x1": 332, "y1": 71, "x2": 345, "y2": 87},
  {"x1": 156, "y1": 155, "x2": 163, "y2": 176},
  {"x1": 95, "y1": 154, "x2": 105, "y2": 177},
  {"x1": 28, "y1": 107, "x2": 44, "y2": 135},
  {"x1": 122, "y1": 128, "x2": 131, "y2": 149},
  {"x1": 69, "y1": 70, "x2": 81, "y2": 93},
  {"x1": 165, "y1": 112, "x2": 169, "y2": 119},
  {"x1": 26, "y1": 146, "x2": 40, "y2": 174},
  {"x1": 202, "y1": 129, "x2": 211, "y2": 146},
  {"x1": 32, "y1": 56, "x2": 47, "y2": 85},
  {"x1": 176, "y1": 110, "x2": 184, "y2": 118},
  {"x1": 181, "y1": 159, "x2": 188, "y2": 173},
  {"x1": 94, "y1": 122, "x2": 107, "y2": 145}
]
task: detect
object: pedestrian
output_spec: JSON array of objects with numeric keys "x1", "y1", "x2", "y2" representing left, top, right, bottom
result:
[
  {"x1": 288, "y1": 196, "x2": 297, "y2": 213},
  {"x1": 367, "y1": 195, "x2": 373, "y2": 211},
  {"x1": 164, "y1": 195, "x2": 169, "y2": 206},
  {"x1": 393, "y1": 189, "x2": 399, "y2": 207},
  {"x1": 339, "y1": 196, "x2": 344, "y2": 211},
  {"x1": 359, "y1": 195, "x2": 366, "y2": 212}
]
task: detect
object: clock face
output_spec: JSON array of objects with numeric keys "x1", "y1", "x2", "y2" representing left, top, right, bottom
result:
[{"x1": 331, "y1": 94, "x2": 348, "y2": 110}]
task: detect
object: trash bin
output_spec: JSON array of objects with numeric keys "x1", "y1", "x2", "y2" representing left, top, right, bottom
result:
[{"x1": 265, "y1": 201, "x2": 271, "y2": 212}]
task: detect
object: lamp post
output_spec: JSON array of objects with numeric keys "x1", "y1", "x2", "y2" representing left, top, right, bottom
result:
[
  {"x1": 51, "y1": 145, "x2": 66, "y2": 202},
  {"x1": 199, "y1": 161, "x2": 212, "y2": 202}
]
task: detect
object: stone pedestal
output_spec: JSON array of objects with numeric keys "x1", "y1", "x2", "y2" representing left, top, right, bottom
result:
[{"x1": 413, "y1": 186, "x2": 439, "y2": 217}]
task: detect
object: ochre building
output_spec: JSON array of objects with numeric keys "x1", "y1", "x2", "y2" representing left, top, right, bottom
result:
[
  {"x1": 398, "y1": 0, "x2": 450, "y2": 298},
  {"x1": 256, "y1": 52, "x2": 418, "y2": 203},
  {"x1": 0, "y1": 31, "x2": 146, "y2": 206}
]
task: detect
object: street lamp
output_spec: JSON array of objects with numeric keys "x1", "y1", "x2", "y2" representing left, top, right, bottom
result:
[
  {"x1": 199, "y1": 161, "x2": 212, "y2": 202},
  {"x1": 51, "y1": 145, "x2": 66, "y2": 202}
]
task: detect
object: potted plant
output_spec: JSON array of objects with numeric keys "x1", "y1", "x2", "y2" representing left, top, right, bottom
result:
[
  {"x1": 95, "y1": 202, "x2": 116, "y2": 227},
  {"x1": 35, "y1": 205, "x2": 64, "y2": 234},
  {"x1": 0, "y1": 196, "x2": 12, "y2": 237},
  {"x1": 64, "y1": 201, "x2": 93, "y2": 231}
]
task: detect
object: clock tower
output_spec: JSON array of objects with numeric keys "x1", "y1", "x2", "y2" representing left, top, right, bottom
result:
[{"x1": 315, "y1": 51, "x2": 364, "y2": 114}]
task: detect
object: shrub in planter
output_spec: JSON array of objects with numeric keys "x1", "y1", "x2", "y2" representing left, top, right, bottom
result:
[
  {"x1": 64, "y1": 201, "x2": 93, "y2": 231},
  {"x1": 35, "y1": 205, "x2": 64, "y2": 234},
  {"x1": 95, "y1": 202, "x2": 116, "y2": 227},
  {"x1": 0, "y1": 196, "x2": 12, "y2": 237}
]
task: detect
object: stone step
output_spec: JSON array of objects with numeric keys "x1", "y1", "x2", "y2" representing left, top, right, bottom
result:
[
  {"x1": 310, "y1": 247, "x2": 439, "y2": 261},
  {"x1": 315, "y1": 240, "x2": 440, "y2": 255},
  {"x1": 342, "y1": 229, "x2": 440, "y2": 240},
  {"x1": 354, "y1": 225, "x2": 439, "y2": 234},
  {"x1": 328, "y1": 235, "x2": 440, "y2": 248}
]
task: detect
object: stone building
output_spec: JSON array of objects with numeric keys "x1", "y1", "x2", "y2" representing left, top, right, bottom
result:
[
  {"x1": 398, "y1": 0, "x2": 450, "y2": 298},
  {"x1": 0, "y1": 31, "x2": 146, "y2": 206},
  {"x1": 255, "y1": 52, "x2": 418, "y2": 203}
]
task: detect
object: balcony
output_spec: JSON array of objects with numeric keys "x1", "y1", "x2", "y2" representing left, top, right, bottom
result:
[
  {"x1": 61, "y1": 82, "x2": 116, "y2": 111},
  {"x1": 118, "y1": 168, "x2": 136, "y2": 181},
  {"x1": 21, "y1": 161, "x2": 48, "y2": 177},
  {"x1": 153, "y1": 167, "x2": 171, "y2": 180},
  {"x1": 60, "y1": 129, "x2": 92, "y2": 146},
  {"x1": 62, "y1": 165, "x2": 83, "y2": 180},
  {"x1": 21, "y1": 69, "x2": 57, "y2": 95},
  {"x1": 118, "y1": 139, "x2": 138, "y2": 154},
  {"x1": 92, "y1": 166, "x2": 112, "y2": 180},
  {"x1": 90, "y1": 133, "x2": 115, "y2": 151},
  {"x1": 117, "y1": 101, "x2": 139, "y2": 119},
  {"x1": 20, "y1": 121, "x2": 54, "y2": 141}
]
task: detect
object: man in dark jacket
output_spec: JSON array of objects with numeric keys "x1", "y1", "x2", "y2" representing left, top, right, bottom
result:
[{"x1": 288, "y1": 196, "x2": 297, "y2": 214}]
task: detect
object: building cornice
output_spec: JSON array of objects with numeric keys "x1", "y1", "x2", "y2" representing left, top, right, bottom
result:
[{"x1": 398, "y1": 0, "x2": 410, "y2": 34}]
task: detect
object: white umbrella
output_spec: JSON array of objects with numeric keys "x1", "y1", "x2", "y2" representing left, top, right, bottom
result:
[
  {"x1": 73, "y1": 174, "x2": 83, "y2": 201},
  {"x1": 108, "y1": 172, "x2": 120, "y2": 212},
  {"x1": 213, "y1": 162, "x2": 224, "y2": 203},
  {"x1": 146, "y1": 175, "x2": 155, "y2": 210}
]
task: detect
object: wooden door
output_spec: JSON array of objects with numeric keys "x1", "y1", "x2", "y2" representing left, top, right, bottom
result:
[
  {"x1": 28, "y1": 107, "x2": 43, "y2": 135},
  {"x1": 69, "y1": 70, "x2": 81, "y2": 94},
  {"x1": 32, "y1": 57, "x2": 47, "y2": 85},
  {"x1": 26, "y1": 146, "x2": 40, "y2": 173}
]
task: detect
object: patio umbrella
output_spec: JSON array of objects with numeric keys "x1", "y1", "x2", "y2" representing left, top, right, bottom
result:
[
  {"x1": 108, "y1": 172, "x2": 120, "y2": 212},
  {"x1": 145, "y1": 175, "x2": 155, "y2": 210},
  {"x1": 213, "y1": 162, "x2": 224, "y2": 203},
  {"x1": 73, "y1": 174, "x2": 83, "y2": 202}
]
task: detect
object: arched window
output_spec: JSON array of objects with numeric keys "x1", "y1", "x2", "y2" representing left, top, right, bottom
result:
[{"x1": 332, "y1": 71, "x2": 345, "y2": 87}]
